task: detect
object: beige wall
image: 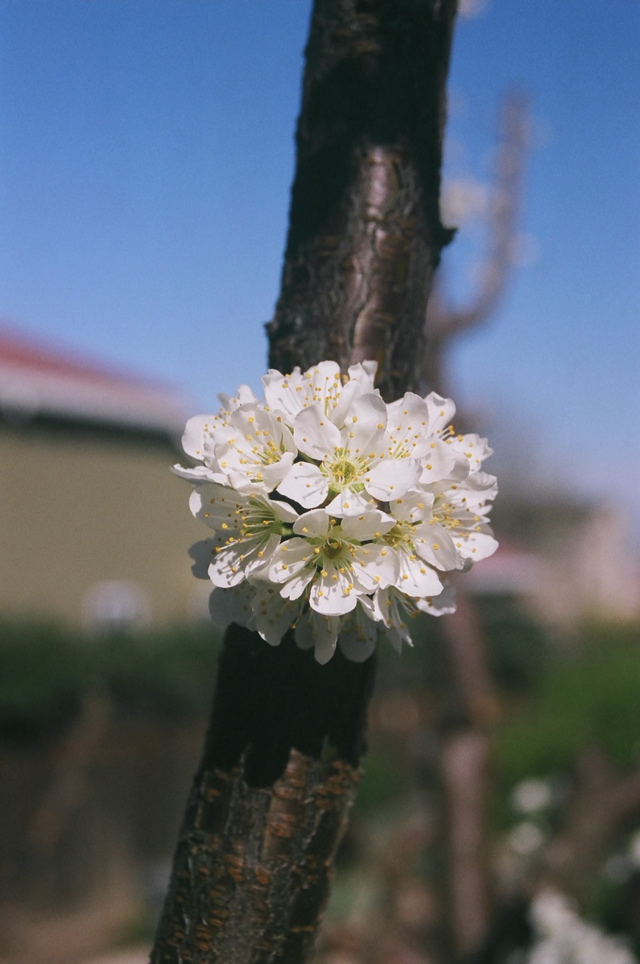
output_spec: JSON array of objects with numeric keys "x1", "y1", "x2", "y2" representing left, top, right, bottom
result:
[{"x1": 0, "y1": 422, "x2": 207, "y2": 629}]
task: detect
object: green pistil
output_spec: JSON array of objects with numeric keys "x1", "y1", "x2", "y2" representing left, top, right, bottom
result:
[
  {"x1": 309, "y1": 533, "x2": 356, "y2": 570},
  {"x1": 323, "y1": 449, "x2": 368, "y2": 493},
  {"x1": 385, "y1": 522, "x2": 415, "y2": 550},
  {"x1": 332, "y1": 458, "x2": 359, "y2": 483}
]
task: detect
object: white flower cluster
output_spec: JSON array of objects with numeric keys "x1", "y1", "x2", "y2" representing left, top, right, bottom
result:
[
  {"x1": 527, "y1": 890, "x2": 637, "y2": 964},
  {"x1": 175, "y1": 361, "x2": 497, "y2": 664}
]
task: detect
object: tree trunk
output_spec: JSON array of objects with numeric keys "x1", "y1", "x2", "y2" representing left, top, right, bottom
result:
[
  {"x1": 268, "y1": 0, "x2": 457, "y2": 400},
  {"x1": 151, "y1": 2, "x2": 458, "y2": 960}
]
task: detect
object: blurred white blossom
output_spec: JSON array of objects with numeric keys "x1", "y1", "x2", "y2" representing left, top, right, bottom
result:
[
  {"x1": 527, "y1": 890, "x2": 637, "y2": 964},
  {"x1": 512, "y1": 778, "x2": 553, "y2": 815}
]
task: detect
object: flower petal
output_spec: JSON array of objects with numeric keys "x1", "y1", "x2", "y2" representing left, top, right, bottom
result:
[
  {"x1": 172, "y1": 463, "x2": 223, "y2": 483},
  {"x1": 365, "y1": 458, "x2": 422, "y2": 501},
  {"x1": 308, "y1": 565, "x2": 358, "y2": 615},
  {"x1": 268, "y1": 537, "x2": 314, "y2": 583},
  {"x1": 330, "y1": 361, "x2": 378, "y2": 425},
  {"x1": 342, "y1": 392, "x2": 387, "y2": 456},
  {"x1": 208, "y1": 541, "x2": 256, "y2": 587},
  {"x1": 293, "y1": 405, "x2": 342, "y2": 460},
  {"x1": 424, "y1": 392, "x2": 456, "y2": 434},
  {"x1": 416, "y1": 581, "x2": 457, "y2": 615},
  {"x1": 340, "y1": 508, "x2": 395, "y2": 541},
  {"x1": 181, "y1": 414, "x2": 217, "y2": 461},
  {"x1": 413, "y1": 522, "x2": 460, "y2": 570},
  {"x1": 351, "y1": 544, "x2": 399, "y2": 592},
  {"x1": 251, "y1": 584, "x2": 301, "y2": 645},
  {"x1": 394, "y1": 548, "x2": 443, "y2": 596},
  {"x1": 455, "y1": 529, "x2": 499, "y2": 563},
  {"x1": 188, "y1": 539, "x2": 217, "y2": 579},
  {"x1": 279, "y1": 567, "x2": 315, "y2": 600},
  {"x1": 309, "y1": 612, "x2": 341, "y2": 664},
  {"x1": 324, "y1": 487, "x2": 376, "y2": 517},
  {"x1": 208, "y1": 583, "x2": 255, "y2": 630},
  {"x1": 294, "y1": 610, "x2": 341, "y2": 664},
  {"x1": 277, "y1": 461, "x2": 329, "y2": 508},
  {"x1": 386, "y1": 393, "x2": 432, "y2": 458},
  {"x1": 419, "y1": 441, "x2": 469, "y2": 484},
  {"x1": 293, "y1": 508, "x2": 331, "y2": 538},
  {"x1": 338, "y1": 607, "x2": 378, "y2": 662}
]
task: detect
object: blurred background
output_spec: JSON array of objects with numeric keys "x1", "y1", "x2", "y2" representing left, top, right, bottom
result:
[{"x1": 1, "y1": 2, "x2": 639, "y2": 962}]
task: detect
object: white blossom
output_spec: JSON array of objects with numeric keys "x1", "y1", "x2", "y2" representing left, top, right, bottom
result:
[
  {"x1": 189, "y1": 482, "x2": 298, "y2": 587},
  {"x1": 527, "y1": 890, "x2": 637, "y2": 964},
  {"x1": 277, "y1": 391, "x2": 424, "y2": 515},
  {"x1": 175, "y1": 361, "x2": 498, "y2": 662},
  {"x1": 267, "y1": 508, "x2": 398, "y2": 614}
]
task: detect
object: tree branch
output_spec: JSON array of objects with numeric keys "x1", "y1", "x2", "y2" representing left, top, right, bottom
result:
[{"x1": 423, "y1": 91, "x2": 528, "y2": 396}]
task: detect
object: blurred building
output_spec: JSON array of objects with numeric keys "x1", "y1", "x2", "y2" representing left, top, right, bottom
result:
[
  {"x1": 0, "y1": 326, "x2": 207, "y2": 631},
  {"x1": 468, "y1": 497, "x2": 640, "y2": 628}
]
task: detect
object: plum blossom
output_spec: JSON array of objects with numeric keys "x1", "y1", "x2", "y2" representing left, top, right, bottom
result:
[
  {"x1": 175, "y1": 361, "x2": 497, "y2": 663},
  {"x1": 188, "y1": 482, "x2": 298, "y2": 587}
]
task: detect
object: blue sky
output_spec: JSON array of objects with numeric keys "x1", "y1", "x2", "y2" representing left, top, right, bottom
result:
[{"x1": 1, "y1": 1, "x2": 639, "y2": 530}]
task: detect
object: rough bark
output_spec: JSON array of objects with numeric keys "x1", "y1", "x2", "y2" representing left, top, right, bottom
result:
[
  {"x1": 151, "y1": 628, "x2": 377, "y2": 963},
  {"x1": 151, "y1": 1, "x2": 458, "y2": 960},
  {"x1": 268, "y1": 0, "x2": 457, "y2": 399}
]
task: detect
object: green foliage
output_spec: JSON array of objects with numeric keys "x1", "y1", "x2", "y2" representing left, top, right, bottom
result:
[
  {"x1": 0, "y1": 620, "x2": 222, "y2": 736},
  {"x1": 95, "y1": 625, "x2": 221, "y2": 718},
  {"x1": 376, "y1": 594, "x2": 549, "y2": 696},
  {"x1": 495, "y1": 623, "x2": 640, "y2": 789},
  {"x1": 355, "y1": 740, "x2": 414, "y2": 814},
  {"x1": 476, "y1": 594, "x2": 549, "y2": 692},
  {"x1": 0, "y1": 620, "x2": 87, "y2": 737}
]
